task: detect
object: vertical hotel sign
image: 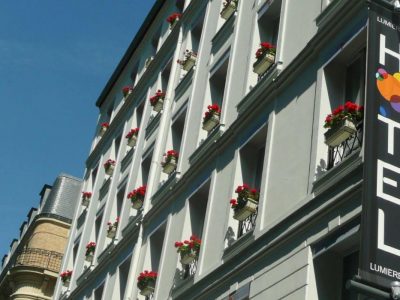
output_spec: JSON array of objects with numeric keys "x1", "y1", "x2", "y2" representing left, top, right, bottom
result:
[{"x1": 361, "y1": 0, "x2": 400, "y2": 288}]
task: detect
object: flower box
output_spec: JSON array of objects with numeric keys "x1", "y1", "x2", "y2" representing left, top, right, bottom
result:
[
  {"x1": 153, "y1": 98, "x2": 164, "y2": 113},
  {"x1": 85, "y1": 242, "x2": 96, "y2": 263},
  {"x1": 122, "y1": 86, "x2": 133, "y2": 98},
  {"x1": 128, "y1": 186, "x2": 146, "y2": 209},
  {"x1": 182, "y1": 55, "x2": 196, "y2": 71},
  {"x1": 131, "y1": 198, "x2": 144, "y2": 210},
  {"x1": 107, "y1": 225, "x2": 117, "y2": 239},
  {"x1": 167, "y1": 12, "x2": 181, "y2": 30},
  {"x1": 233, "y1": 197, "x2": 258, "y2": 221},
  {"x1": 220, "y1": 0, "x2": 237, "y2": 20},
  {"x1": 150, "y1": 90, "x2": 166, "y2": 113},
  {"x1": 127, "y1": 135, "x2": 137, "y2": 147},
  {"x1": 180, "y1": 249, "x2": 198, "y2": 265},
  {"x1": 105, "y1": 164, "x2": 115, "y2": 176},
  {"x1": 60, "y1": 270, "x2": 72, "y2": 288},
  {"x1": 175, "y1": 235, "x2": 201, "y2": 266},
  {"x1": 203, "y1": 113, "x2": 220, "y2": 131},
  {"x1": 178, "y1": 50, "x2": 197, "y2": 72},
  {"x1": 85, "y1": 252, "x2": 94, "y2": 263},
  {"x1": 324, "y1": 119, "x2": 357, "y2": 147},
  {"x1": 140, "y1": 280, "x2": 155, "y2": 296},
  {"x1": 99, "y1": 126, "x2": 107, "y2": 137},
  {"x1": 104, "y1": 159, "x2": 116, "y2": 176},
  {"x1": 81, "y1": 196, "x2": 90, "y2": 207},
  {"x1": 253, "y1": 53, "x2": 275, "y2": 75},
  {"x1": 162, "y1": 157, "x2": 177, "y2": 174},
  {"x1": 63, "y1": 279, "x2": 70, "y2": 288},
  {"x1": 137, "y1": 271, "x2": 157, "y2": 296}
]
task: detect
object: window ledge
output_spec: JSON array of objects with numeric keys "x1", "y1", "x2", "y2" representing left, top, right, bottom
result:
[
  {"x1": 222, "y1": 230, "x2": 255, "y2": 263},
  {"x1": 99, "y1": 178, "x2": 111, "y2": 201},
  {"x1": 212, "y1": 12, "x2": 235, "y2": 54},
  {"x1": 316, "y1": 0, "x2": 361, "y2": 29},
  {"x1": 121, "y1": 148, "x2": 134, "y2": 173},
  {"x1": 171, "y1": 275, "x2": 194, "y2": 299},
  {"x1": 189, "y1": 126, "x2": 224, "y2": 165},
  {"x1": 175, "y1": 68, "x2": 194, "y2": 100},
  {"x1": 151, "y1": 172, "x2": 179, "y2": 206},
  {"x1": 145, "y1": 113, "x2": 162, "y2": 139},
  {"x1": 122, "y1": 213, "x2": 142, "y2": 238},
  {"x1": 312, "y1": 150, "x2": 362, "y2": 196},
  {"x1": 237, "y1": 64, "x2": 279, "y2": 115},
  {"x1": 97, "y1": 240, "x2": 117, "y2": 264},
  {"x1": 76, "y1": 265, "x2": 93, "y2": 286}
]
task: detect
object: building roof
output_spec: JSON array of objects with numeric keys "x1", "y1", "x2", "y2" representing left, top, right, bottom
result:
[
  {"x1": 95, "y1": 0, "x2": 165, "y2": 108},
  {"x1": 40, "y1": 173, "x2": 82, "y2": 222}
]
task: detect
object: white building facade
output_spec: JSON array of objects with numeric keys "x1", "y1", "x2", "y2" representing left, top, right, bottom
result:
[{"x1": 54, "y1": 0, "x2": 372, "y2": 299}]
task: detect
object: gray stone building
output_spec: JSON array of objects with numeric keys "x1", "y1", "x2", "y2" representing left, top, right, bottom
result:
[
  {"x1": 53, "y1": 0, "x2": 383, "y2": 299},
  {"x1": 0, "y1": 174, "x2": 82, "y2": 300}
]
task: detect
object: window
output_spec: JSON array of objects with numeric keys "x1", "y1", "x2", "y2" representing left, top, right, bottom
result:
[
  {"x1": 141, "y1": 149, "x2": 154, "y2": 186},
  {"x1": 319, "y1": 29, "x2": 366, "y2": 171},
  {"x1": 94, "y1": 283, "x2": 105, "y2": 300},
  {"x1": 176, "y1": 0, "x2": 185, "y2": 12},
  {"x1": 91, "y1": 165, "x2": 99, "y2": 191},
  {"x1": 149, "y1": 223, "x2": 167, "y2": 271},
  {"x1": 115, "y1": 134, "x2": 122, "y2": 160},
  {"x1": 130, "y1": 62, "x2": 140, "y2": 86},
  {"x1": 73, "y1": 241, "x2": 79, "y2": 265},
  {"x1": 161, "y1": 60, "x2": 173, "y2": 91},
  {"x1": 247, "y1": 1, "x2": 282, "y2": 88},
  {"x1": 209, "y1": 57, "x2": 229, "y2": 108},
  {"x1": 179, "y1": 181, "x2": 210, "y2": 279},
  {"x1": 257, "y1": 1, "x2": 281, "y2": 47},
  {"x1": 190, "y1": 10, "x2": 206, "y2": 53},
  {"x1": 118, "y1": 257, "x2": 131, "y2": 300},
  {"x1": 225, "y1": 125, "x2": 267, "y2": 243},
  {"x1": 95, "y1": 212, "x2": 104, "y2": 242},
  {"x1": 314, "y1": 251, "x2": 359, "y2": 300},
  {"x1": 236, "y1": 126, "x2": 267, "y2": 238},
  {"x1": 116, "y1": 185, "x2": 126, "y2": 218},
  {"x1": 312, "y1": 220, "x2": 359, "y2": 300},
  {"x1": 171, "y1": 109, "x2": 187, "y2": 153}
]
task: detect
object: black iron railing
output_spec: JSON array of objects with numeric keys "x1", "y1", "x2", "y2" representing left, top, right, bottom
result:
[
  {"x1": 238, "y1": 209, "x2": 258, "y2": 238},
  {"x1": 14, "y1": 248, "x2": 63, "y2": 273},
  {"x1": 327, "y1": 122, "x2": 363, "y2": 170},
  {"x1": 183, "y1": 259, "x2": 198, "y2": 279}
]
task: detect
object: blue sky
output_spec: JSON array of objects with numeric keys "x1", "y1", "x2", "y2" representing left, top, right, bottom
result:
[{"x1": 0, "y1": 1, "x2": 155, "y2": 257}]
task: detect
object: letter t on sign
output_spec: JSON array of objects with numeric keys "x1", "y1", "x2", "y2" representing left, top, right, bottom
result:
[{"x1": 378, "y1": 114, "x2": 400, "y2": 155}]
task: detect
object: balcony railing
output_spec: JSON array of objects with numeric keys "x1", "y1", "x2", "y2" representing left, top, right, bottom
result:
[
  {"x1": 183, "y1": 259, "x2": 197, "y2": 279},
  {"x1": 14, "y1": 248, "x2": 63, "y2": 273},
  {"x1": 238, "y1": 209, "x2": 258, "y2": 238},
  {"x1": 327, "y1": 121, "x2": 363, "y2": 169}
]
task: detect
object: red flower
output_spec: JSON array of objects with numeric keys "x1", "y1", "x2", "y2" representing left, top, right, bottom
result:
[
  {"x1": 126, "y1": 128, "x2": 139, "y2": 139},
  {"x1": 255, "y1": 42, "x2": 276, "y2": 59},
  {"x1": 100, "y1": 122, "x2": 109, "y2": 128},
  {"x1": 324, "y1": 101, "x2": 364, "y2": 129},
  {"x1": 104, "y1": 159, "x2": 116, "y2": 168},
  {"x1": 82, "y1": 191, "x2": 92, "y2": 198},
  {"x1": 166, "y1": 13, "x2": 182, "y2": 24},
  {"x1": 122, "y1": 86, "x2": 133, "y2": 97},
  {"x1": 230, "y1": 199, "x2": 238, "y2": 207},
  {"x1": 149, "y1": 90, "x2": 166, "y2": 106}
]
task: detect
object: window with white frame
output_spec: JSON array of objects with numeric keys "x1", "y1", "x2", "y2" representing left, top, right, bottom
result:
[
  {"x1": 318, "y1": 29, "x2": 366, "y2": 171},
  {"x1": 226, "y1": 125, "x2": 267, "y2": 242}
]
